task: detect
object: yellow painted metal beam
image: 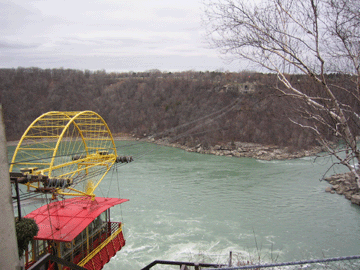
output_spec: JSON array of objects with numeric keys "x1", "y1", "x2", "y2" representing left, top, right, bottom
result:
[
  {"x1": 78, "y1": 225, "x2": 123, "y2": 267},
  {"x1": 10, "y1": 111, "x2": 118, "y2": 198}
]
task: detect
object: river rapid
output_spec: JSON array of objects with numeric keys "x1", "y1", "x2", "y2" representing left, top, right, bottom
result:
[
  {"x1": 12, "y1": 141, "x2": 360, "y2": 269},
  {"x1": 99, "y1": 141, "x2": 360, "y2": 269}
]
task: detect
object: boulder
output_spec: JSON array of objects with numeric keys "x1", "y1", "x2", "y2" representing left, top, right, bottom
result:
[
  {"x1": 345, "y1": 192, "x2": 353, "y2": 200},
  {"x1": 214, "y1": 145, "x2": 221, "y2": 150},
  {"x1": 351, "y1": 194, "x2": 360, "y2": 205}
]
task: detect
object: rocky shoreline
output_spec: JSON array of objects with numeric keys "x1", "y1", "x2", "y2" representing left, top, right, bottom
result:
[
  {"x1": 147, "y1": 138, "x2": 360, "y2": 206},
  {"x1": 146, "y1": 138, "x2": 323, "y2": 161},
  {"x1": 9, "y1": 135, "x2": 359, "y2": 206},
  {"x1": 8, "y1": 134, "x2": 323, "y2": 161},
  {"x1": 324, "y1": 172, "x2": 360, "y2": 206}
]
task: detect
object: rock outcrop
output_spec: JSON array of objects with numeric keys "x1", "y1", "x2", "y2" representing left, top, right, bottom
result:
[
  {"x1": 151, "y1": 140, "x2": 323, "y2": 161},
  {"x1": 324, "y1": 172, "x2": 360, "y2": 205}
]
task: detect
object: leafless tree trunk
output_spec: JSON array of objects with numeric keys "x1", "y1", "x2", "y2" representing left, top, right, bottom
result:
[{"x1": 204, "y1": 0, "x2": 360, "y2": 186}]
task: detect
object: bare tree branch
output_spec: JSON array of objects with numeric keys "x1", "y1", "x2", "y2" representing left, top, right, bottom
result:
[{"x1": 204, "y1": 0, "x2": 360, "y2": 187}]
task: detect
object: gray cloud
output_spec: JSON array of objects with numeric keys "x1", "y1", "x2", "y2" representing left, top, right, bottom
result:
[
  {"x1": 0, "y1": 0, "x2": 241, "y2": 72},
  {"x1": 0, "y1": 41, "x2": 39, "y2": 49}
]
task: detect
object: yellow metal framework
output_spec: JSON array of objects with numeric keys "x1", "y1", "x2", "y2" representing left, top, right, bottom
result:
[{"x1": 9, "y1": 111, "x2": 118, "y2": 198}]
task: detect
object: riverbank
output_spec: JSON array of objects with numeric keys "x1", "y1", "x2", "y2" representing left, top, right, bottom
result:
[
  {"x1": 8, "y1": 133, "x2": 322, "y2": 161},
  {"x1": 144, "y1": 137, "x2": 360, "y2": 206},
  {"x1": 8, "y1": 135, "x2": 360, "y2": 205},
  {"x1": 143, "y1": 138, "x2": 323, "y2": 161}
]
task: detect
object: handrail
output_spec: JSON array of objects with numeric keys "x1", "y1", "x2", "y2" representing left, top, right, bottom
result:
[
  {"x1": 77, "y1": 223, "x2": 123, "y2": 267},
  {"x1": 141, "y1": 260, "x2": 225, "y2": 270},
  {"x1": 206, "y1": 255, "x2": 360, "y2": 270}
]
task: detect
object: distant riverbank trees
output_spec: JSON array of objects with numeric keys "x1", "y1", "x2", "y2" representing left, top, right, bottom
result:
[{"x1": 0, "y1": 67, "x2": 354, "y2": 152}]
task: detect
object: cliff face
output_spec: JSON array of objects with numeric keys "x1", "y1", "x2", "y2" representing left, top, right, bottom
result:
[{"x1": 0, "y1": 68, "x2": 354, "y2": 150}]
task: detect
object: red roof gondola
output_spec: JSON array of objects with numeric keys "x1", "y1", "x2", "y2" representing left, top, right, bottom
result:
[{"x1": 25, "y1": 197, "x2": 128, "y2": 242}]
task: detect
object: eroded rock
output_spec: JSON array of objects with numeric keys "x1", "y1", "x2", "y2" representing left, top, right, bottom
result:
[{"x1": 324, "y1": 172, "x2": 360, "y2": 205}]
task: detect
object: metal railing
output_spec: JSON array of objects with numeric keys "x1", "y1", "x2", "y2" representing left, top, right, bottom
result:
[
  {"x1": 142, "y1": 255, "x2": 360, "y2": 270},
  {"x1": 26, "y1": 222, "x2": 123, "y2": 270},
  {"x1": 210, "y1": 255, "x2": 360, "y2": 269},
  {"x1": 141, "y1": 260, "x2": 226, "y2": 270},
  {"x1": 77, "y1": 222, "x2": 123, "y2": 267}
]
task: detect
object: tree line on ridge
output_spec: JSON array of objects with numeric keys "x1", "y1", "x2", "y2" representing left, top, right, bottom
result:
[{"x1": 0, "y1": 67, "x2": 355, "y2": 150}]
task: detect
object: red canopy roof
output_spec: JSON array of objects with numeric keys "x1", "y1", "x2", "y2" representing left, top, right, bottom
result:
[{"x1": 25, "y1": 197, "x2": 128, "y2": 242}]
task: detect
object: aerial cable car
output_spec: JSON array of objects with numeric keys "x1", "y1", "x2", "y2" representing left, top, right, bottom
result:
[{"x1": 9, "y1": 111, "x2": 131, "y2": 270}]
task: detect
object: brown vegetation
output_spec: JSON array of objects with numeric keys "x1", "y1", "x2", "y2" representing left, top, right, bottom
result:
[{"x1": 0, "y1": 68, "x2": 357, "y2": 151}]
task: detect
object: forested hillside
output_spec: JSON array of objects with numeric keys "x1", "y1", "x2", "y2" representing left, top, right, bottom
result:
[{"x1": 0, "y1": 67, "x2": 353, "y2": 150}]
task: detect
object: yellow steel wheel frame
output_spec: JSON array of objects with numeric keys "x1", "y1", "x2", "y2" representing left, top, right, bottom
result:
[{"x1": 9, "y1": 111, "x2": 118, "y2": 197}]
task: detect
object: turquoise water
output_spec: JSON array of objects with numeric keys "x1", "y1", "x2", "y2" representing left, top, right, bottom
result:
[{"x1": 11, "y1": 141, "x2": 360, "y2": 269}]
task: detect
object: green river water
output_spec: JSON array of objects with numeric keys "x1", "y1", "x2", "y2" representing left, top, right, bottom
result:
[{"x1": 12, "y1": 141, "x2": 360, "y2": 269}]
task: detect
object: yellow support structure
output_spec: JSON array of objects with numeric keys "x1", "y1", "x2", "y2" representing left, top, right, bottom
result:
[{"x1": 9, "y1": 111, "x2": 118, "y2": 198}]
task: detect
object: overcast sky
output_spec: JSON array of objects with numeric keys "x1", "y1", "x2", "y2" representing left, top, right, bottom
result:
[{"x1": 0, "y1": 0, "x2": 247, "y2": 72}]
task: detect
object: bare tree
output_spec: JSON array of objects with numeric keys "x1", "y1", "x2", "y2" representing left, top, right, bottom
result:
[{"x1": 204, "y1": 0, "x2": 360, "y2": 186}]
